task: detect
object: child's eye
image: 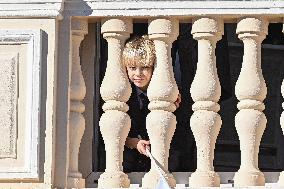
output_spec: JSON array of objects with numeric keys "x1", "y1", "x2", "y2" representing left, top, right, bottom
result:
[
  {"x1": 142, "y1": 66, "x2": 150, "y2": 70},
  {"x1": 129, "y1": 67, "x2": 136, "y2": 71}
]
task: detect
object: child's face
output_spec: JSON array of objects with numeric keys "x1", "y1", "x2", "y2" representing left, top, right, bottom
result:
[{"x1": 126, "y1": 66, "x2": 153, "y2": 91}]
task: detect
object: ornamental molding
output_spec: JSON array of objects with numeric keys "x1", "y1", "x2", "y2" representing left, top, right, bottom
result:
[
  {"x1": 0, "y1": 0, "x2": 64, "y2": 19},
  {"x1": 64, "y1": 0, "x2": 284, "y2": 20},
  {"x1": 0, "y1": 30, "x2": 42, "y2": 180}
]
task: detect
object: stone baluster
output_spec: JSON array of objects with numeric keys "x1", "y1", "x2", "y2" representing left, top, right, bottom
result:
[
  {"x1": 141, "y1": 18, "x2": 179, "y2": 188},
  {"x1": 278, "y1": 21, "x2": 284, "y2": 187},
  {"x1": 98, "y1": 18, "x2": 132, "y2": 188},
  {"x1": 189, "y1": 17, "x2": 223, "y2": 187},
  {"x1": 233, "y1": 17, "x2": 268, "y2": 187},
  {"x1": 67, "y1": 19, "x2": 88, "y2": 188}
]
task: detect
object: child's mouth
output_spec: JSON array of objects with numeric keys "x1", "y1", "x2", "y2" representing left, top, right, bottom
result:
[{"x1": 134, "y1": 79, "x2": 143, "y2": 83}]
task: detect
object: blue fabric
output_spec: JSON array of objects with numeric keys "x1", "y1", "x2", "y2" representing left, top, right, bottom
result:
[{"x1": 155, "y1": 177, "x2": 171, "y2": 189}]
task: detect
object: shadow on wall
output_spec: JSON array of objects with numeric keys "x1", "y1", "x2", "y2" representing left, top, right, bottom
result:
[
  {"x1": 55, "y1": 0, "x2": 93, "y2": 186},
  {"x1": 39, "y1": 31, "x2": 48, "y2": 183}
]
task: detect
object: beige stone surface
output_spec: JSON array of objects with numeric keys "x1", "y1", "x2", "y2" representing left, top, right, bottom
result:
[
  {"x1": 63, "y1": 1, "x2": 284, "y2": 20},
  {"x1": 279, "y1": 173, "x2": 284, "y2": 187},
  {"x1": 0, "y1": 19, "x2": 57, "y2": 188},
  {"x1": 141, "y1": 18, "x2": 178, "y2": 189},
  {"x1": 80, "y1": 23, "x2": 96, "y2": 179},
  {"x1": 189, "y1": 17, "x2": 223, "y2": 188},
  {"x1": 142, "y1": 111, "x2": 177, "y2": 188},
  {"x1": 235, "y1": 17, "x2": 267, "y2": 102},
  {"x1": 279, "y1": 60, "x2": 284, "y2": 186},
  {"x1": 0, "y1": 43, "x2": 30, "y2": 174},
  {"x1": 281, "y1": 80, "x2": 284, "y2": 135},
  {"x1": 234, "y1": 17, "x2": 268, "y2": 187},
  {"x1": 98, "y1": 18, "x2": 132, "y2": 188},
  {"x1": 67, "y1": 19, "x2": 88, "y2": 188},
  {"x1": 234, "y1": 110, "x2": 266, "y2": 186},
  {"x1": 0, "y1": 52, "x2": 19, "y2": 159}
]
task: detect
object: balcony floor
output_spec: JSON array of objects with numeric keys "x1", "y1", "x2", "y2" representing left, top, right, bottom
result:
[{"x1": 86, "y1": 172, "x2": 283, "y2": 188}]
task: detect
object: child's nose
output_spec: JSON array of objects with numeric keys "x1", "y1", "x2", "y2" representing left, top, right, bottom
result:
[{"x1": 135, "y1": 69, "x2": 142, "y2": 75}]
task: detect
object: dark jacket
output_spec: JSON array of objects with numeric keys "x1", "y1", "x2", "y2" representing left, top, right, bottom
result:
[{"x1": 123, "y1": 84, "x2": 151, "y2": 173}]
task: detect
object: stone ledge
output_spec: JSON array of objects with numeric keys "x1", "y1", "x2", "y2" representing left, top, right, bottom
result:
[
  {"x1": 84, "y1": 184, "x2": 282, "y2": 189},
  {"x1": 65, "y1": 0, "x2": 284, "y2": 20},
  {"x1": 86, "y1": 172, "x2": 282, "y2": 188},
  {"x1": 0, "y1": 0, "x2": 64, "y2": 18}
]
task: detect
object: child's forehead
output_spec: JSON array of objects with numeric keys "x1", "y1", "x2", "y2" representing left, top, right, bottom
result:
[
  {"x1": 124, "y1": 58, "x2": 153, "y2": 67},
  {"x1": 127, "y1": 65, "x2": 152, "y2": 68}
]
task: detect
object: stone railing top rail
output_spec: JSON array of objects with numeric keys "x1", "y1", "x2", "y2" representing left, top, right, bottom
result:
[
  {"x1": 0, "y1": 0, "x2": 283, "y2": 21},
  {"x1": 64, "y1": 0, "x2": 284, "y2": 22}
]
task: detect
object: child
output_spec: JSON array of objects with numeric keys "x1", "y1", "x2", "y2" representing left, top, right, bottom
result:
[{"x1": 122, "y1": 35, "x2": 181, "y2": 172}]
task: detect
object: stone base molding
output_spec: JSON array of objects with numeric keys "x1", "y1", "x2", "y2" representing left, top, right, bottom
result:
[
  {"x1": 279, "y1": 171, "x2": 284, "y2": 187},
  {"x1": 98, "y1": 170, "x2": 130, "y2": 188},
  {"x1": 142, "y1": 169, "x2": 176, "y2": 189},
  {"x1": 189, "y1": 171, "x2": 220, "y2": 187},
  {"x1": 234, "y1": 170, "x2": 265, "y2": 187}
]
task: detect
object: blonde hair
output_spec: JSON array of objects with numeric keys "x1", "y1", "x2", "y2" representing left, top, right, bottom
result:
[{"x1": 122, "y1": 35, "x2": 156, "y2": 67}]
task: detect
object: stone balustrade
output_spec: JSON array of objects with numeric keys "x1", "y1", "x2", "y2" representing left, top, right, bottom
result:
[
  {"x1": 68, "y1": 18, "x2": 88, "y2": 188},
  {"x1": 0, "y1": 1, "x2": 283, "y2": 189},
  {"x1": 189, "y1": 17, "x2": 223, "y2": 187},
  {"x1": 233, "y1": 17, "x2": 268, "y2": 187},
  {"x1": 142, "y1": 18, "x2": 179, "y2": 188},
  {"x1": 98, "y1": 18, "x2": 133, "y2": 188},
  {"x1": 80, "y1": 16, "x2": 283, "y2": 188}
]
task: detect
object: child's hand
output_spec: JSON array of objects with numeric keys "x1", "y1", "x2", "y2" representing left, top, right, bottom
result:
[
  {"x1": 174, "y1": 93, "x2": 181, "y2": 108},
  {"x1": 125, "y1": 137, "x2": 140, "y2": 149},
  {"x1": 137, "y1": 140, "x2": 150, "y2": 156}
]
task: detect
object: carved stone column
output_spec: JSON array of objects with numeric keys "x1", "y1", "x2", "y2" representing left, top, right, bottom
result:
[
  {"x1": 233, "y1": 17, "x2": 268, "y2": 187},
  {"x1": 279, "y1": 79, "x2": 284, "y2": 186},
  {"x1": 141, "y1": 18, "x2": 179, "y2": 188},
  {"x1": 188, "y1": 17, "x2": 223, "y2": 187},
  {"x1": 98, "y1": 18, "x2": 132, "y2": 188},
  {"x1": 67, "y1": 19, "x2": 88, "y2": 188}
]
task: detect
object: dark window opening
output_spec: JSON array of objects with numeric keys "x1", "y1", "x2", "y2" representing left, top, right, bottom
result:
[{"x1": 93, "y1": 22, "x2": 284, "y2": 172}]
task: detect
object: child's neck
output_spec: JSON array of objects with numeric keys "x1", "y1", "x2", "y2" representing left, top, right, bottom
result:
[{"x1": 138, "y1": 85, "x2": 148, "y2": 92}]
